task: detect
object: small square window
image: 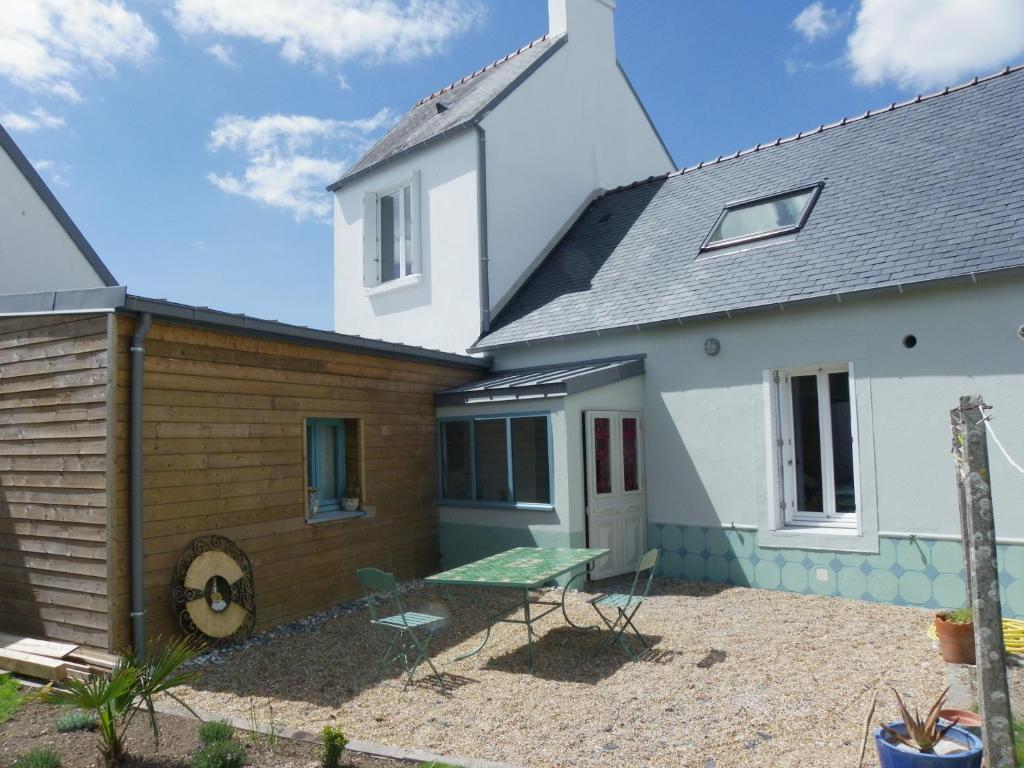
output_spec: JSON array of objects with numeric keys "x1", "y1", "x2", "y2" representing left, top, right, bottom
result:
[
  {"x1": 306, "y1": 418, "x2": 361, "y2": 520},
  {"x1": 701, "y1": 183, "x2": 823, "y2": 252}
]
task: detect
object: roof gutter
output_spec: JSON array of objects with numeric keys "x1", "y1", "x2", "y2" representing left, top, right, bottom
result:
[{"x1": 475, "y1": 125, "x2": 491, "y2": 334}]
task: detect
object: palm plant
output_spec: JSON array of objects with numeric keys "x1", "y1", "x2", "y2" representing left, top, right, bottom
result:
[
  {"x1": 41, "y1": 636, "x2": 202, "y2": 766},
  {"x1": 879, "y1": 686, "x2": 959, "y2": 753}
]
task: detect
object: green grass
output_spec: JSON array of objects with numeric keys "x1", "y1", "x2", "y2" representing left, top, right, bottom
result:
[
  {"x1": 190, "y1": 740, "x2": 247, "y2": 768},
  {"x1": 11, "y1": 747, "x2": 62, "y2": 768},
  {"x1": 0, "y1": 676, "x2": 23, "y2": 724},
  {"x1": 1013, "y1": 716, "x2": 1024, "y2": 767},
  {"x1": 199, "y1": 720, "x2": 236, "y2": 747}
]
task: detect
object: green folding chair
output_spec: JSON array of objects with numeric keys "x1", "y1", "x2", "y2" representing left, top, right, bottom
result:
[
  {"x1": 589, "y1": 548, "x2": 660, "y2": 660},
  {"x1": 357, "y1": 567, "x2": 444, "y2": 685}
]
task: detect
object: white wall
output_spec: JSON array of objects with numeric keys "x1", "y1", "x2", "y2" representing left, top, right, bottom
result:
[
  {"x1": 481, "y1": 0, "x2": 674, "y2": 314},
  {"x1": 333, "y1": 130, "x2": 481, "y2": 354},
  {"x1": 0, "y1": 146, "x2": 107, "y2": 294},
  {"x1": 488, "y1": 276, "x2": 1024, "y2": 552}
]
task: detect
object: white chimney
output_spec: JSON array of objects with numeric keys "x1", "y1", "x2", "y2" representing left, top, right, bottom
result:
[{"x1": 548, "y1": 0, "x2": 616, "y2": 60}]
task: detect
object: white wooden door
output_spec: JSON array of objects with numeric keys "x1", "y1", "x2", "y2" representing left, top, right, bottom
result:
[{"x1": 585, "y1": 411, "x2": 646, "y2": 580}]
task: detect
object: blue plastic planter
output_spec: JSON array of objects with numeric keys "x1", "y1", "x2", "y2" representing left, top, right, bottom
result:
[{"x1": 875, "y1": 723, "x2": 983, "y2": 768}]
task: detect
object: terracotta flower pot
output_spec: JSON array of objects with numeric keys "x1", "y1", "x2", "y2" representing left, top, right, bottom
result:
[{"x1": 934, "y1": 614, "x2": 976, "y2": 665}]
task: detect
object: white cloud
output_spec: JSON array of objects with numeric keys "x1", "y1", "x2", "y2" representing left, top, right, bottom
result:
[
  {"x1": 205, "y1": 42, "x2": 237, "y2": 67},
  {"x1": 0, "y1": 0, "x2": 157, "y2": 102},
  {"x1": 1, "y1": 107, "x2": 66, "y2": 132},
  {"x1": 171, "y1": 0, "x2": 482, "y2": 67},
  {"x1": 792, "y1": 2, "x2": 841, "y2": 42},
  {"x1": 848, "y1": 0, "x2": 1024, "y2": 90},
  {"x1": 33, "y1": 159, "x2": 71, "y2": 187},
  {"x1": 206, "y1": 110, "x2": 396, "y2": 222}
]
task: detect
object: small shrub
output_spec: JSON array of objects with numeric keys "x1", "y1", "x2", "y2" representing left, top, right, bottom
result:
[
  {"x1": 190, "y1": 740, "x2": 247, "y2": 768},
  {"x1": 11, "y1": 746, "x2": 62, "y2": 768},
  {"x1": 320, "y1": 725, "x2": 348, "y2": 768},
  {"x1": 0, "y1": 676, "x2": 22, "y2": 724},
  {"x1": 199, "y1": 720, "x2": 236, "y2": 746},
  {"x1": 940, "y1": 608, "x2": 973, "y2": 624},
  {"x1": 55, "y1": 710, "x2": 98, "y2": 733}
]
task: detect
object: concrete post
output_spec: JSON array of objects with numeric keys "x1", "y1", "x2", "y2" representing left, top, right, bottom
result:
[{"x1": 951, "y1": 395, "x2": 1014, "y2": 767}]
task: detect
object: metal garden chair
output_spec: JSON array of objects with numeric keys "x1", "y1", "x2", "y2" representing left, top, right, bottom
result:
[
  {"x1": 356, "y1": 567, "x2": 444, "y2": 685},
  {"x1": 589, "y1": 548, "x2": 660, "y2": 660}
]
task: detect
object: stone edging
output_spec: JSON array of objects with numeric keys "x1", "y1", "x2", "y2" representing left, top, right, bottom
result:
[{"x1": 153, "y1": 700, "x2": 525, "y2": 768}]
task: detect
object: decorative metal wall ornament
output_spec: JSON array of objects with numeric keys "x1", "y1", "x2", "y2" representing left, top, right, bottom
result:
[{"x1": 172, "y1": 536, "x2": 255, "y2": 645}]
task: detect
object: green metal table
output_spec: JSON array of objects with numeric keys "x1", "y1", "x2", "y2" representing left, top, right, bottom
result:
[{"x1": 426, "y1": 547, "x2": 609, "y2": 672}]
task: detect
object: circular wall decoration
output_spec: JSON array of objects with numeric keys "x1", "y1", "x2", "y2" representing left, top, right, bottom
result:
[{"x1": 172, "y1": 536, "x2": 255, "y2": 645}]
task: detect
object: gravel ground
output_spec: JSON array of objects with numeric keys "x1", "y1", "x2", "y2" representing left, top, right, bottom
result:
[{"x1": 175, "y1": 580, "x2": 951, "y2": 768}]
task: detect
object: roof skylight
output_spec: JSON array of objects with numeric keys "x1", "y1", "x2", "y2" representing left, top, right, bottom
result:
[{"x1": 701, "y1": 182, "x2": 823, "y2": 252}]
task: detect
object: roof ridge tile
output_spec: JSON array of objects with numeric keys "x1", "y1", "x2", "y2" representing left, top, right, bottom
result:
[
  {"x1": 415, "y1": 33, "x2": 551, "y2": 107},
  {"x1": 599, "y1": 62, "x2": 1024, "y2": 197}
]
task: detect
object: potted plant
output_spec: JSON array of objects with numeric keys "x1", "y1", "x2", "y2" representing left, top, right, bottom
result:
[
  {"x1": 934, "y1": 608, "x2": 975, "y2": 665},
  {"x1": 341, "y1": 485, "x2": 360, "y2": 512},
  {"x1": 876, "y1": 687, "x2": 983, "y2": 767}
]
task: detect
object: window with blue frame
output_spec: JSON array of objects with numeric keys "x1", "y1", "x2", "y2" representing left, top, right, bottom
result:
[
  {"x1": 439, "y1": 414, "x2": 552, "y2": 508},
  {"x1": 306, "y1": 418, "x2": 357, "y2": 519}
]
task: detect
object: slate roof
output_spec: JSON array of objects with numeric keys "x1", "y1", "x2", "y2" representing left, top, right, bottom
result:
[
  {"x1": 328, "y1": 34, "x2": 565, "y2": 190},
  {"x1": 476, "y1": 65, "x2": 1024, "y2": 350},
  {"x1": 435, "y1": 355, "x2": 644, "y2": 405}
]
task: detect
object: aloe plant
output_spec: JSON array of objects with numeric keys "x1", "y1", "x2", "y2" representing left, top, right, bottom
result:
[
  {"x1": 880, "y1": 686, "x2": 959, "y2": 753},
  {"x1": 40, "y1": 636, "x2": 202, "y2": 766}
]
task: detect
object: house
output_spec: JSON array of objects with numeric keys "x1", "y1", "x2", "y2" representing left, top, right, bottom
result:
[
  {"x1": 331, "y1": 0, "x2": 673, "y2": 356},
  {"x1": 336, "y1": 0, "x2": 1024, "y2": 613},
  {"x1": 0, "y1": 125, "x2": 484, "y2": 651}
]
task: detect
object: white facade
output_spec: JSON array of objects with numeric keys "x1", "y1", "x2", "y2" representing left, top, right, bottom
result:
[
  {"x1": 334, "y1": 131, "x2": 481, "y2": 354},
  {"x1": 0, "y1": 137, "x2": 110, "y2": 295},
  {"x1": 480, "y1": 0, "x2": 673, "y2": 314},
  {"x1": 488, "y1": 276, "x2": 1024, "y2": 550},
  {"x1": 332, "y1": 0, "x2": 673, "y2": 354}
]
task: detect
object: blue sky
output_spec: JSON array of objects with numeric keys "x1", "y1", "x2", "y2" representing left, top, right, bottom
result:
[{"x1": 3, "y1": 0, "x2": 1023, "y2": 330}]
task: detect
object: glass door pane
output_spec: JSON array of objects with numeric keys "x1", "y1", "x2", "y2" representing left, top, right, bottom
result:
[
  {"x1": 828, "y1": 371, "x2": 856, "y2": 514},
  {"x1": 593, "y1": 417, "x2": 612, "y2": 494},
  {"x1": 622, "y1": 417, "x2": 639, "y2": 492},
  {"x1": 790, "y1": 375, "x2": 823, "y2": 513}
]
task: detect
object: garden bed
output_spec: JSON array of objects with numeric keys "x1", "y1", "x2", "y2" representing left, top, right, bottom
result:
[
  {"x1": 0, "y1": 699, "x2": 412, "y2": 768},
  {"x1": 172, "y1": 579, "x2": 962, "y2": 768}
]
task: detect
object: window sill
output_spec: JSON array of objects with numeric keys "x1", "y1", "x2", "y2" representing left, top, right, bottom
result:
[
  {"x1": 307, "y1": 505, "x2": 376, "y2": 525},
  {"x1": 364, "y1": 273, "x2": 422, "y2": 297}
]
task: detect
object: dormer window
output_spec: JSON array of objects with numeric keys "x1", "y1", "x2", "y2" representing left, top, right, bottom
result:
[
  {"x1": 362, "y1": 171, "x2": 421, "y2": 290},
  {"x1": 700, "y1": 182, "x2": 823, "y2": 252}
]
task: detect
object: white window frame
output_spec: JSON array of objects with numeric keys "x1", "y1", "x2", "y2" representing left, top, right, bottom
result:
[
  {"x1": 363, "y1": 170, "x2": 421, "y2": 289},
  {"x1": 377, "y1": 183, "x2": 412, "y2": 282},
  {"x1": 770, "y1": 363, "x2": 861, "y2": 531}
]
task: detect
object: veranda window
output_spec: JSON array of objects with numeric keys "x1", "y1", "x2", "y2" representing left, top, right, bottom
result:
[{"x1": 439, "y1": 414, "x2": 553, "y2": 508}]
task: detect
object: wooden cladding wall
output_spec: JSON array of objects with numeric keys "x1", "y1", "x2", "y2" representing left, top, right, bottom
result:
[
  {"x1": 0, "y1": 313, "x2": 114, "y2": 649},
  {"x1": 109, "y1": 316, "x2": 479, "y2": 649}
]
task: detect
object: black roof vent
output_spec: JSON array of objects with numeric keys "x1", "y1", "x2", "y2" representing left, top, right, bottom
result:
[{"x1": 435, "y1": 102, "x2": 449, "y2": 114}]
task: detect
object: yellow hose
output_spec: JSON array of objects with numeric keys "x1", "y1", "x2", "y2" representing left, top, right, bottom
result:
[{"x1": 928, "y1": 617, "x2": 1024, "y2": 654}]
